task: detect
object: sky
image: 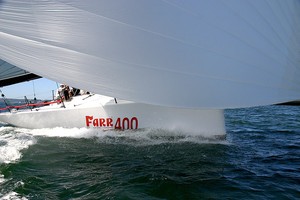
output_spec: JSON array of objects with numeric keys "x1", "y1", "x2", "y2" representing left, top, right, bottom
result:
[{"x1": 1, "y1": 78, "x2": 58, "y2": 100}]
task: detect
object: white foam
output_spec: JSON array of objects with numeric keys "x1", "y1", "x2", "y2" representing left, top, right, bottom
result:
[
  {"x1": 1, "y1": 125, "x2": 228, "y2": 156},
  {"x1": 26, "y1": 127, "x2": 103, "y2": 138},
  {"x1": 25, "y1": 126, "x2": 228, "y2": 145},
  {"x1": 0, "y1": 174, "x2": 5, "y2": 184},
  {"x1": 0, "y1": 128, "x2": 36, "y2": 164},
  {"x1": 0, "y1": 192, "x2": 28, "y2": 200}
]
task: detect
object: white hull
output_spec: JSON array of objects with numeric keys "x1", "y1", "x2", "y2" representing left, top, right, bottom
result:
[{"x1": 0, "y1": 95, "x2": 225, "y2": 137}]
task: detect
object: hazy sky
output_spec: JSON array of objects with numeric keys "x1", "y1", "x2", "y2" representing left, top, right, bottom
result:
[{"x1": 1, "y1": 78, "x2": 58, "y2": 100}]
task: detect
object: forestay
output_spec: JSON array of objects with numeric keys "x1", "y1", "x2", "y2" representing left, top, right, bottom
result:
[{"x1": 0, "y1": 0, "x2": 300, "y2": 108}]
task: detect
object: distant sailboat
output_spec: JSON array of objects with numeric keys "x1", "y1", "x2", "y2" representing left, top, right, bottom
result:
[{"x1": 0, "y1": 0, "x2": 300, "y2": 136}]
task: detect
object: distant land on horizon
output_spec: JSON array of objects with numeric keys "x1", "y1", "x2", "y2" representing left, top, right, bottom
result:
[
  {"x1": 0, "y1": 98, "x2": 45, "y2": 105},
  {"x1": 276, "y1": 100, "x2": 300, "y2": 106},
  {"x1": 1, "y1": 98, "x2": 300, "y2": 107}
]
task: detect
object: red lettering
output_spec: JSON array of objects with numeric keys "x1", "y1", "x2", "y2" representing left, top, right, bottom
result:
[
  {"x1": 131, "y1": 117, "x2": 138, "y2": 129},
  {"x1": 106, "y1": 118, "x2": 113, "y2": 127},
  {"x1": 115, "y1": 118, "x2": 121, "y2": 129},
  {"x1": 99, "y1": 118, "x2": 106, "y2": 127},
  {"x1": 93, "y1": 118, "x2": 99, "y2": 127},
  {"x1": 86, "y1": 116, "x2": 139, "y2": 129},
  {"x1": 122, "y1": 118, "x2": 130, "y2": 129},
  {"x1": 85, "y1": 116, "x2": 93, "y2": 127}
]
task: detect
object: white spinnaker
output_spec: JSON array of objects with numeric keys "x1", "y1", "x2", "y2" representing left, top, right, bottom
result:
[{"x1": 0, "y1": 0, "x2": 300, "y2": 108}]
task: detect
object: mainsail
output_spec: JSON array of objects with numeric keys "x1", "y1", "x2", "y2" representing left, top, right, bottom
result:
[
  {"x1": 0, "y1": 0, "x2": 300, "y2": 108},
  {"x1": 0, "y1": 60, "x2": 40, "y2": 87}
]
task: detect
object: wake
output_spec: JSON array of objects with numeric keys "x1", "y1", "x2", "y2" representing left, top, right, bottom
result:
[
  {"x1": 0, "y1": 126, "x2": 36, "y2": 164},
  {"x1": 0, "y1": 125, "x2": 228, "y2": 164},
  {"x1": 21, "y1": 126, "x2": 228, "y2": 146}
]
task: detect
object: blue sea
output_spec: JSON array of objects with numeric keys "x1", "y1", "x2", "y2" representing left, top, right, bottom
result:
[{"x1": 0, "y1": 105, "x2": 299, "y2": 199}]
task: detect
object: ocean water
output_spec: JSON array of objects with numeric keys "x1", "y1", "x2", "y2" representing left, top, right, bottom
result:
[{"x1": 0, "y1": 105, "x2": 299, "y2": 199}]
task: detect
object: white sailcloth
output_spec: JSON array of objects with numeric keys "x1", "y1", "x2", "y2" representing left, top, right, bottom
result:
[{"x1": 0, "y1": 0, "x2": 300, "y2": 108}]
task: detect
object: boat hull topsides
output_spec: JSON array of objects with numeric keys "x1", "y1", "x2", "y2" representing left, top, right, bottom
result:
[{"x1": 0, "y1": 95, "x2": 225, "y2": 137}]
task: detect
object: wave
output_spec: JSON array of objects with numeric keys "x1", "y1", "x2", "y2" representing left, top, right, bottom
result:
[
  {"x1": 0, "y1": 126, "x2": 228, "y2": 158},
  {"x1": 0, "y1": 127, "x2": 36, "y2": 164},
  {"x1": 0, "y1": 128, "x2": 31, "y2": 198},
  {"x1": 25, "y1": 127, "x2": 228, "y2": 146},
  {"x1": 0, "y1": 191, "x2": 27, "y2": 200},
  {"x1": 0, "y1": 125, "x2": 228, "y2": 199}
]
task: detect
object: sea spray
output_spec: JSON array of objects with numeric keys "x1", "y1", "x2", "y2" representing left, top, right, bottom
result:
[
  {"x1": 0, "y1": 127, "x2": 36, "y2": 164},
  {"x1": 25, "y1": 127, "x2": 228, "y2": 146},
  {"x1": 0, "y1": 127, "x2": 33, "y2": 200},
  {"x1": 0, "y1": 192, "x2": 28, "y2": 200}
]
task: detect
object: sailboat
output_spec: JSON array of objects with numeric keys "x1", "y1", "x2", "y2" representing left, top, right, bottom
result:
[
  {"x1": 0, "y1": 75, "x2": 225, "y2": 137},
  {"x1": 0, "y1": 1, "x2": 300, "y2": 137},
  {"x1": 0, "y1": 78, "x2": 225, "y2": 136}
]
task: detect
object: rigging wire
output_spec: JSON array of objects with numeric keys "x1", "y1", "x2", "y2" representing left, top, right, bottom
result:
[{"x1": 32, "y1": 80, "x2": 36, "y2": 101}]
